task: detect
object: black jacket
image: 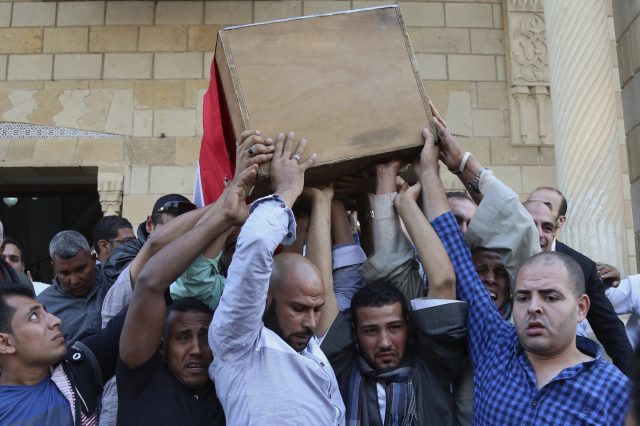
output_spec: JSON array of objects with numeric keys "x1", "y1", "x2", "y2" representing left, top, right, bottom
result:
[
  {"x1": 556, "y1": 241, "x2": 633, "y2": 376},
  {"x1": 103, "y1": 222, "x2": 148, "y2": 286}
]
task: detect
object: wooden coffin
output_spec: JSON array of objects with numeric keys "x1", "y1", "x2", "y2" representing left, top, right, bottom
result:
[{"x1": 214, "y1": 5, "x2": 433, "y2": 196}]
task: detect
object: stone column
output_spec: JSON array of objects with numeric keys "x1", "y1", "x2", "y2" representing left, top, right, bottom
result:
[
  {"x1": 543, "y1": 0, "x2": 628, "y2": 270},
  {"x1": 97, "y1": 170, "x2": 124, "y2": 216}
]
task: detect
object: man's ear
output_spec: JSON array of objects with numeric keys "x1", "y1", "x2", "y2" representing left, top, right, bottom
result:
[
  {"x1": 0, "y1": 332, "x2": 16, "y2": 355},
  {"x1": 145, "y1": 215, "x2": 153, "y2": 234},
  {"x1": 556, "y1": 215, "x2": 566, "y2": 230},
  {"x1": 97, "y1": 239, "x2": 110, "y2": 255},
  {"x1": 576, "y1": 294, "x2": 590, "y2": 322}
]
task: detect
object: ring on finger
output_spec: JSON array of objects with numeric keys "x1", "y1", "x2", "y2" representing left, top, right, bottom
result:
[
  {"x1": 292, "y1": 154, "x2": 301, "y2": 162},
  {"x1": 247, "y1": 146, "x2": 256, "y2": 156}
]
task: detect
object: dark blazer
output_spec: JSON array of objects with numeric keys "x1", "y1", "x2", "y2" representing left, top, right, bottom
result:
[{"x1": 556, "y1": 241, "x2": 633, "y2": 376}]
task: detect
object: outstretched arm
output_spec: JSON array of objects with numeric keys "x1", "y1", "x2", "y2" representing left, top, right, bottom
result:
[
  {"x1": 394, "y1": 179, "x2": 455, "y2": 300},
  {"x1": 120, "y1": 166, "x2": 256, "y2": 368},
  {"x1": 304, "y1": 186, "x2": 336, "y2": 337}
]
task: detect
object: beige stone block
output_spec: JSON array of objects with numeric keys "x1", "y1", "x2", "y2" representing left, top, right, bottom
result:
[
  {"x1": 135, "y1": 80, "x2": 184, "y2": 108},
  {"x1": 188, "y1": 25, "x2": 220, "y2": 52},
  {"x1": 400, "y1": 2, "x2": 445, "y2": 27},
  {"x1": 7, "y1": 139, "x2": 35, "y2": 163},
  {"x1": 75, "y1": 138, "x2": 124, "y2": 164},
  {"x1": 156, "y1": 1, "x2": 204, "y2": 25},
  {"x1": 492, "y1": 4, "x2": 503, "y2": 29},
  {"x1": 303, "y1": 1, "x2": 350, "y2": 15},
  {"x1": 105, "y1": 1, "x2": 154, "y2": 25},
  {"x1": 153, "y1": 109, "x2": 196, "y2": 137},
  {"x1": 33, "y1": 139, "x2": 78, "y2": 164},
  {"x1": 43, "y1": 28, "x2": 88, "y2": 53},
  {"x1": 491, "y1": 165, "x2": 522, "y2": 193},
  {"x1": 133, "y1": 110, "x2": 152, "y2": 137},
  {"x1": 2, "y1": 89, "x2": 37, "y2": 122},
  {"x1": 12, "y1": 3, "x2": 56, "y2": 27},
  {"x1": 0, "y1": 55, "x2": 6, "y2": 80},
  {"x1": 496, "y1": 55, "x2": 506, "y2": 81},
  {"x1": 352, "y1": 1, "x2": 394, "y2": 8},
  {"x1": 0, "y1": 28, "x2": 43, "y2": 54},
  {"x1": 449, "y1": 54, "x2": 496, "y2": 81},
  {"x1": 195, "y1": 88, "x2": 205, "y2": 136},
  {"x1": 0, "y1": 139, "x2": 9, "y2": 162},
  {"x1": 445, "y1": 3, "x2": 493, "y2": 28},
  {"x1": 457, "y1": 136, "x2": 490, "y2": 165},
  {"x1": 204, "y1": 51, "x2": 214, "y2": 77},
  {"x1": 0, "y1": 4, "x2": 10, "y2": 28},
  {"x1": 255, "y1": 1, "x2": 302, "y2": 22},
  {"x1": 122, "y1": 194, "x2": 156, "y2": 226},
  {"x1": 149, "y1": 165, "x2": 197, "y2": 194},
  {"x1": 154, "y1": 52, "x2": 203, "y2": 79},
  {"x1": 104, "y1": 89, "x2": 134, "y2": 135},
  {"x1": 103, "y1": 53, "x2": 152, "y2": 79},
  {"x1": 490, "y1": 138, "x2": 540, "y2": 165},
  {"x1": 176, "y1": 136, "x2": 200, "y2": 165},
  {"x1": 89, "y1": 26, "x2": 137, "y2": 52},
  {"x1": 539, "y1": 146, "x2": 555, "y2": 166},
  {"x1": 7, "y1": 55, "x2": 52, "y2": 80},
  {"x1": 54, "y1": 54, "x2": 102, "y2": 80},
  {"x1": 470, "y1": 29, "x2": 504, "y2": 54},
  {"x1": 205, "y1": 1, "x2": 252, "y2": 25},
  {"x1": 521, "y1": 166, "x2": 556, "y2": 193},
  {"x1": 415, "y1": 53, "x2": 447, "y2": 80},
  {"x1": 125, "y1": 137, "x2": 176, "y2": 165},
  {"x1": 0, "y1": 81, "x2": 44, "y2": 90},
  {"x1": 125, "y1": 165, "x2": 150, "y2": 195},
  {"x1": 417, "y1": 28, "x2": 469, "y2": 54},
  {"x1": 184, "y1": 79, "x2": 209, "y2": 107},
  {"x1": 472, "y1": 108, "x2": 505, "y2": 137},
  {"x1": 476, "y1": 82, "x2": 508, "y2": 108},
  {"x1": 89, "y1": 80, "x2": 132, "y2": 90},
  {"x1": 139, "y1": 26, "x2": 187, "y2": 52},
  {"x1": 58, "y1": 2, "x2": 105, "y2": 26}
]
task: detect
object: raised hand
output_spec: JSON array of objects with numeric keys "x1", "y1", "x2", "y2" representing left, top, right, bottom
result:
[
  {"x1": 270, "y1": 132, "x2": 317, "y2": 207},
  {"x1": 235, "y1": 130, "x2": 274, "y2": 179},
  {"x1": 219, "y1": 164, "x2": 258, "y2": 225}
]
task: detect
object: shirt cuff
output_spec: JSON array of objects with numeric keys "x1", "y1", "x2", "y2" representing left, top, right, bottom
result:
[
  {"x1": 410, "y1": 297, "x2": 464, "y2": 311},
  {"x1": 332, "y1": 243, "x2": 367, "y2": 269},
  {"x1": 248, "y1": 194, "x2": 297, "y2": 246},
  {"x1": 371, "y1": 192, "x2": 397, "y2": 220}
]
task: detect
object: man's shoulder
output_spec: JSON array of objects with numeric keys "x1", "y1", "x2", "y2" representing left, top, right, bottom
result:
[
  {"x1": 555, "y1": 241, "x2": 595, "y2": 266},
  {"x1": 36, "y1": 283, "x2": 62, "y2": 302}
]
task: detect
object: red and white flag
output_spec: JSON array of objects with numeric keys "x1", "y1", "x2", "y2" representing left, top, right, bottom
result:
[{"x1": 193, "y1": 58, "x2": 235, "y2": 207}]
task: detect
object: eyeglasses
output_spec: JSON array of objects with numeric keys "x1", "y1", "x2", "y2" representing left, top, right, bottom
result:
[
  {"x1": 108, "y1": 236, "x2": 136, "y2": 245},
  {"x1": 154, "y1": 200, "x2": 197, "y2": 216}
]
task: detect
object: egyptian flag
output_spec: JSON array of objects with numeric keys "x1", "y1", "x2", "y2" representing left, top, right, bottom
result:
[{"x1": 193, "y1": 58, "x2": 236, "y2": 207}]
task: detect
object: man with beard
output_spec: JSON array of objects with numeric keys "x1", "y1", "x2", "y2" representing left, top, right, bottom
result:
[{"x1": 209, "y1": 132, "x2": 345, "y2": 425}]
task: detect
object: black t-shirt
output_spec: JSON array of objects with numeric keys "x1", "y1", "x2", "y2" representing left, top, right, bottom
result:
[{"x1": 116, "y1": 353, "x2": 225, "y2": 426}]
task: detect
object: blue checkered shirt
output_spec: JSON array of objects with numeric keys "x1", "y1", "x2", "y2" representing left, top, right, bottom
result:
[{"x1": 432, "y1": 212, "x2": 631, "y2": 425}]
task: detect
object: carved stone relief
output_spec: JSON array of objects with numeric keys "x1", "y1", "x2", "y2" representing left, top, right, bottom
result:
[
  {"x1": 505, "y1": 0, "x2": 554, "y2": 145},
  {"x1": 97, "y1": 170, "x2": 124, "y2": 216}
]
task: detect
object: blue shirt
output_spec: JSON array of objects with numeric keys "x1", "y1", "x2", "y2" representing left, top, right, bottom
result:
[
  {"x1": 0, "y1": 376, "x2": 73, "y2": 426},
  {"x1": 432, "y1": 212, "x2": 631, "y2": 425},
  {"x1": 209, "y1": 195, "x2": 345, "y2": 425}
]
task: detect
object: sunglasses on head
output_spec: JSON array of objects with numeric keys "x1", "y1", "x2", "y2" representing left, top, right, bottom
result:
[{"x1": 155, "y1": 200, "x2": 197, "y2": 216}]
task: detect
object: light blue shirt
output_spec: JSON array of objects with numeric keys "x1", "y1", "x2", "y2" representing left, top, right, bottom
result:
[{"x1": 209, "y1": 195, "x2": 346, "y2": 426}]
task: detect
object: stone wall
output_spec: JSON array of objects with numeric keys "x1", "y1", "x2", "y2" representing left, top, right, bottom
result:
[
  {"x1": 614, "y1": 0, "x2": 640, "y2": 271},
  {"x1": 0, "y1": 0, "x2": 635, "y2": 272}
]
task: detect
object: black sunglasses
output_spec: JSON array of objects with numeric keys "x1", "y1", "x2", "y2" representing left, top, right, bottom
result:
[{"x1": 155, "y1": 200, "x2": 197, "y2": 216}]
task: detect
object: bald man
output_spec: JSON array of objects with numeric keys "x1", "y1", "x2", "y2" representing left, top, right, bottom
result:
[{"x1": 209, "y1": 132, "x2": 345, "y2": 425}]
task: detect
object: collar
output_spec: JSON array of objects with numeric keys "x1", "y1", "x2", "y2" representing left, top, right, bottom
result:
[{"x1": 551, "y1": 238, "x2": 557, "y2": 251}]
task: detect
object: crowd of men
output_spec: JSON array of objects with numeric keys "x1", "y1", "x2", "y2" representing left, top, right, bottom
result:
[{"x1": 0, "y1": 101, "x2": 637, "y2": 425}]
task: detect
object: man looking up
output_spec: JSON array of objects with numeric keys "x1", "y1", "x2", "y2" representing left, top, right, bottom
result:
[
  {"x1": 38, "y1": 230, "x2": 107, "y2": 343},
  {"x1": 421, "y1": 125, "x2": 631, "y2": 424},
  {"x1": 210, "y1": 132, "x2": 346, "y2": 424}
]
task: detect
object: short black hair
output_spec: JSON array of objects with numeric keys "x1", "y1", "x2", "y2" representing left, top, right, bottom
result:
[
  {"x1": 0, "y1": 285, "x2": 35, "y2": 334},
  {"x1": 164, "y1": 298, "x2": 213, "y2": 340},
  {"x1": 2, "y1": 236, "x2": 24, "y2": 261},
  {"x1": 350, "y1": 283, "x2": 409, "y2": 327},
  {"x1": 517, "y1": 251, "x2": 585, "y2": 296},
  {"x1": 92, "y1": 216, "x2": 133, "y2": 255},
  {"x1": 151, "y1": 194, "x2": 194, "y2": 226}
]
